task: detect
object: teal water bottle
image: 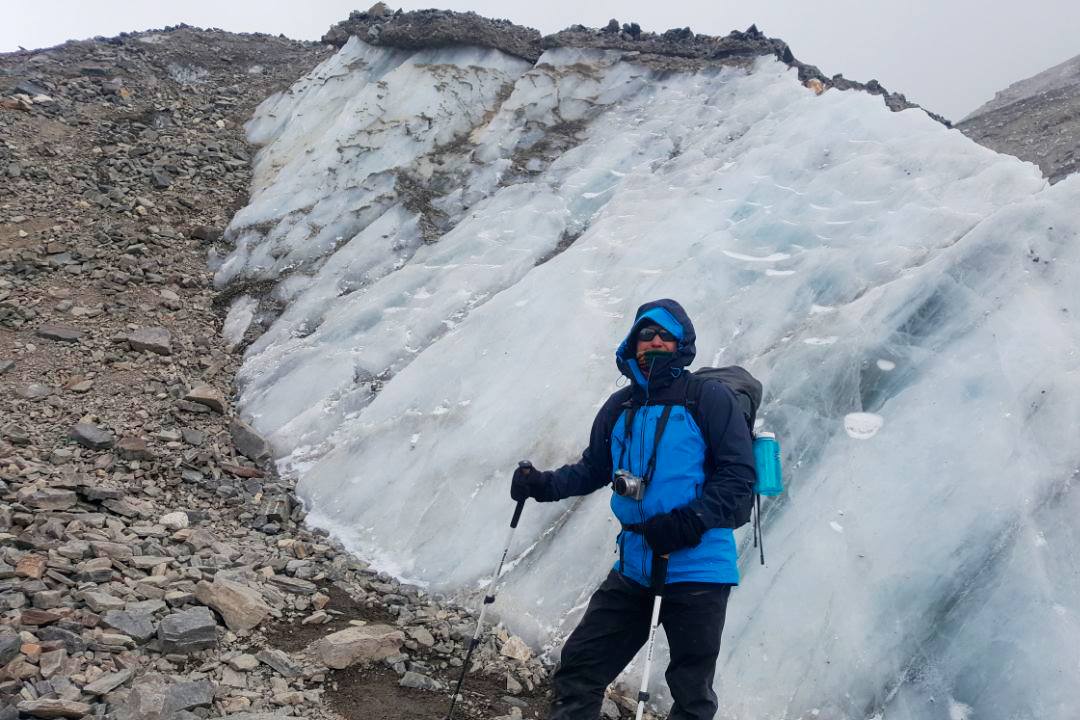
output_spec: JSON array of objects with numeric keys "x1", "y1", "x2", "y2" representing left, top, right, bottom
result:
[{"x1": 753, "y1": 432, "x2": 783, "y2": 496}]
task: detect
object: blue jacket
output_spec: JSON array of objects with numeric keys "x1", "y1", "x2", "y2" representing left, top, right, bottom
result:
[{"x1": 536, "y1": 299, "x2": 758, "y2": 586}]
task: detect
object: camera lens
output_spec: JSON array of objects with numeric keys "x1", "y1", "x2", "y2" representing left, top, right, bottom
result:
[{"x1": 613, "y1": 476, "x2": 628, "y2": 495}]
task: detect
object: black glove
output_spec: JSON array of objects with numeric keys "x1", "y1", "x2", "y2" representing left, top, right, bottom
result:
[
  {"x1": 641, "y1": 508, "x2": 707, "y2": 556},
  {"x1": 511, "y1": 462, "x2": 549, "y2": 502}
]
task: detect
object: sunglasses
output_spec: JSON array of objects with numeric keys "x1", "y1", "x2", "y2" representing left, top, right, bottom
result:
[{"x1": 638, "y1": 327, "x2": 677, "y2": 342}]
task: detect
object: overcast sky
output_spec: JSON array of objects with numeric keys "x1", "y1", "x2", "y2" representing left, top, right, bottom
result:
[{"x1": 6, "y1": 0, "x2": 1080, "y2": 120}]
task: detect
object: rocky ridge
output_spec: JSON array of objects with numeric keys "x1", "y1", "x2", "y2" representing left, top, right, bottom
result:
[
  {"x1": 0, "y1": 22, "x2": 588, "y2": 720},
  {"x1": 958, "y1": 52, "x2": 1080, "y2": 183},
  {"x1": 323, "y1": 7, "x2": 950, "y2": 125}
]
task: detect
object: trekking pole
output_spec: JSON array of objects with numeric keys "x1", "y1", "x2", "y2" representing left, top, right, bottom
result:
[
  {"x1": 634, "y1": 552, "x2": 669, "y2": 720},
  {"x1": 446, "y1": 461, "x2": 532, "y2": 720}
]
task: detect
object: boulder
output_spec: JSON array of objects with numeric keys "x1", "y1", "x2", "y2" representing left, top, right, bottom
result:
[
  {"x1": 34, "y1": 324, "x2": 83, "y2": 343},
  {"x1": 399, "y1": 670, "x2": 440, "y2": 690},
  {"x1": 70, "y1": 423, "x2": 114, "y2": 450},
  {"x1": 116, "y1": 436, "x2": 153, "y2": 461},
  {"x1": 500, "y1": 634, "x2": 532, "y2": 663},
  {"x1": 229, "y1": 419, "x2": 271, "y2": 461},
  {"x1": 184, "y1": 384, "x2": 226, "y2": 413},
  {"x1": 25, "y1": 488, "x2": 76, "y2": 511},
  {"x1": 194, "y1": 577, "x2": 270, "y2": 632},
  {"x1": 83, "y1": 667, "x2": 133, "y2": 695},
  {"x1": 310, "y1": 624, "x2": 404, "y2": 669},
  {"x1": 0, "y1": 633, "x2": 20, "y2": 665},
  {"x1": 157, "y1": 606, "x2": 217, "y2": 654},
  {"x1": 15, "y1": 699, "x2": 91, "y2": 719},
  {"x1": 126, "y1": 326, "x2": 172, "y2": 355},
  {"x1": 255, "y1": 647, "x2": 300, "y2": 677},
  {"x1": 114, "y1": 673, "x2": 214, "y2": 720},
  {"x1": 102, "y1": 609, "x2": 157, "y2": 642},
  {"x1": 159, "y1": 511, "x2": 189, "y2": 530}
]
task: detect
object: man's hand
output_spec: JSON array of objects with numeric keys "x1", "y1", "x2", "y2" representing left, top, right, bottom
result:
[
  {"x1": 641, "y1": 508, "x2": 706, "y2": 556},
  {"x1": 511, "y1": 462, "x2": 547, "y2": 502}
]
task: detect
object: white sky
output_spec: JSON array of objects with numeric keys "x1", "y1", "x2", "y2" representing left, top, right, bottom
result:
[{"x1": 5, "y1": 0, "x2": 1080, "y2": 121}]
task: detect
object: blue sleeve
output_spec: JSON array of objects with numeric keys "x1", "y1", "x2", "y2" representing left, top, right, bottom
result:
[
  {"x1": 686, "y1": 381, "x2": 758, "y2": 529},
  {"x1": 535, "y1": 389, "x2": 628, "y2": 501}
]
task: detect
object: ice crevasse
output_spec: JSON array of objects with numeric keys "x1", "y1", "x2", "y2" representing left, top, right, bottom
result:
[{"x1": 217, "y1": 36, "x2": 1080, "y2": 719}]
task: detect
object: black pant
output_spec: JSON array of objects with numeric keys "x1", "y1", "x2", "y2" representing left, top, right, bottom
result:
[{"x1": 550, "y1": 570, "x2": 732, "y2": 720}]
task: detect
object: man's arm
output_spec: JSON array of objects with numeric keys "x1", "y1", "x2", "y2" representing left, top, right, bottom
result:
[
  {"x1": 530, "y1": 389, "x2": 629, "y2": 501},
  {"x1": 686, "y1": 381, "x2": 758, "y2": 529}
]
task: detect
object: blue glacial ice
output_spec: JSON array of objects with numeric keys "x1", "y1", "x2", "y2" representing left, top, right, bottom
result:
[{"x1": 220, "y1": 37, "x2": 1080, "y2": 719}]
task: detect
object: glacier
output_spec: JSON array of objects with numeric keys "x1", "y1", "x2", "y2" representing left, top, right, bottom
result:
[{"x1": 218, "y1": 34, "x2": 1080, "y2": 719}]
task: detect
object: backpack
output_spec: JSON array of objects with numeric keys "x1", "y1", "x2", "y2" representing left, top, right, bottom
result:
[
  {"x1": 685, "y1": 365, "x2": 774, "y2": 565},
  {"x1": 687, "y1": 366, "x2": 762, "y2": 432}
]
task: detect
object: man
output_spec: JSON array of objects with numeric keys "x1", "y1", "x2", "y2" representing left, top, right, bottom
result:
[{"x1": 511, "y1": 299, "x2": 757, "y2": 720}]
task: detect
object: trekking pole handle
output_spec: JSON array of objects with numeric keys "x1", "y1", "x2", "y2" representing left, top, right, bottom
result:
[
  {"x1": 651, "y1": 553, "x2": 669, "y2": 593},
  {"x1": 511, "y1": 461, "x2": 534, "y2": 528}
]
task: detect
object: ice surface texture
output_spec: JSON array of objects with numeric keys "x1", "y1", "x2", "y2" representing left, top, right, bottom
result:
[{"x1": 223, "y1": 38, "x2": 1080, "y2": 719}]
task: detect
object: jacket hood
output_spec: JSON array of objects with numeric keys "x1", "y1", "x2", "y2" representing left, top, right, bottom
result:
[{"x1": 616, "y1": 299, "x2": 697, "y2": 392}]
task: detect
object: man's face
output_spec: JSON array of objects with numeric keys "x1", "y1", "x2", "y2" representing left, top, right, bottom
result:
[{"x1": 635, "y1": 323, "x2": 678, "y2": 361}]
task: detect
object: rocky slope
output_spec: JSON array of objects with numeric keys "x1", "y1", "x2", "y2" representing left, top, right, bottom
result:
[
  {"x1": 0, "y1": 23, "x2": 565, "y2": 720},
  {"x1": 958, "y1": 52, "x2": 1080, "y2": 183}
]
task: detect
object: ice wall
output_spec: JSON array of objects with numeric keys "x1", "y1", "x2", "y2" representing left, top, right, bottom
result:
[{"x1": 222, "y1": 37, "x2": 1080, "y2": 719}]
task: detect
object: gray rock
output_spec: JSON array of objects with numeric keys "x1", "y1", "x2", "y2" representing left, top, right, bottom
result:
[
  {"x1": 165, "y1": 679, "x2": 215, "y2": 711},
  {"x1": 226, "y1": 653, "x2": 259, "y2": 671},
  {"x1": 116, "y1": 435, "x2": 153, "y2": 461},
  {"x1": 399, "y1": 670, "x2": 440, "y2": 690},
  {"x1": 0, "y1": 359, "x2": 16, "y2": 375},
  {"x1": 181, "y1": 427, "x2": 206, "y2": 446},
  {"x1": 16, "y1": 383, "x2": 52, "y2": 400},
  {"x1": 33, "y1": 590, "x2": 63, "y2": 609},
  {"x1": 255, "y1": 647, "x2": 301, "y2": 677},
  {"x1": 35, "y1": 323, "x2": 83, "y2": 342},
  {"x1": 126, "y1": 599, "x2": 167, "y2": 615},
  {"x1": 127, "y1": 326, "x2": 173, "y2": 355},
  {"x1": 230, "y1": 419, "x2": 271, "y2": 461},
  {"x1": 36, "y1": 626, "x2": 87, "y2": 653},
  {"x1": 80, "y1": 590, "x2": 126, "y2": 613},
  {"x1": 70, "y1": 422, "x2": 114, "y2": 449},
  {"x1": 184, "y1": 384, "x2": 227, "y2": 413},
  {"x1": 269, "y1": 574, "x2": 316, "y2": 594},
  {"x1": 90, "y1": 541, "x2": 133, "y2": 560},
  {"x1": 1, "y1": 423, "x2": 30, "y2": 445},
  {"x1": 102, "y1": 609, "x2": 157, "y2": 642},
  {"x1": 16, "y1": 699, "x2": 91, "y2": 718},
  {"x1": 79, "y1": 485, "x2": 124, "y2": 501},
  {"x1": 83, "y1": 667, "x2": 133, "y2": 695},
  {"x1": 0, "y1": 633, "x2": 20, "y2": 664},
  {"x1": 25, "y1": 488, "x2": 77, "y2": 511},
  {"x1": 194, "y1": 576, "x2": 270, "y2": 632},
  {"x1": 151, "y1": 168, "x2": 173, "y2": 189},
  {"x1": 115, "y1": 674, "x2": 215, "y2": 719},
  {"x1": 75, "y1": 557, "x2": 114, "y2": 583},
  {"x1": 158, "y1": 605, "x2": 217, "y2": 654},
  {"x1": 113, "y1": 675, "x2": 168, "y2": 720},
  {"x1": 310, "y1": 624, "x2": 404, "y2": 669},
  {"x1": 407, "y1": 625, "x2": 436, "y2": 647}
]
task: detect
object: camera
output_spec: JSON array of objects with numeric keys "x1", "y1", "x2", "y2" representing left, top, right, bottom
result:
[{"x1": 612, "y1": 469, "x2": 646, "y2": 500}]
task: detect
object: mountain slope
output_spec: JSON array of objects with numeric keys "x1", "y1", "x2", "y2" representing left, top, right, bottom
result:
[{"x1": 959, "y1": 52, "x2": 1080, "y2": 183}]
